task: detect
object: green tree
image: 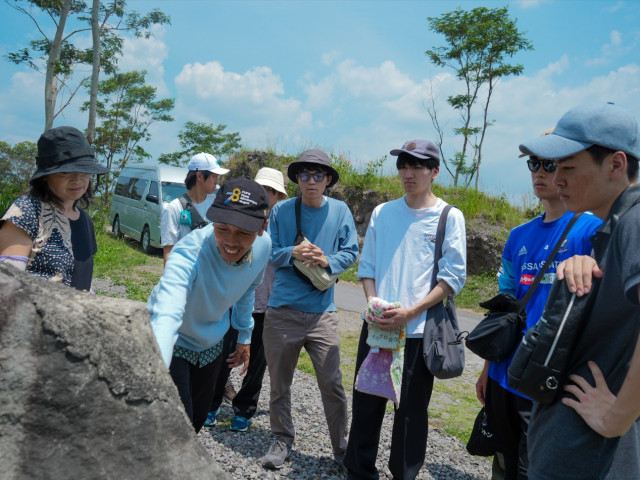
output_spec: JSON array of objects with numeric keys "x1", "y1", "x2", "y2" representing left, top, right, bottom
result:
[
  {"x1": 158, "y1": 121, "x2": 242, "y2": 167},
  {"x1": 83, "y1": 70, "x2": 174, "y2": 208},
  {"x1": 0, "y1": 140, "x2": 37, "y2": 212},
  {"x1": 4, "y1": 0, "x2": 170, "y2": 132},
  {"x1": 426, "y1": 6, "x2": 533, "y2": 188}
]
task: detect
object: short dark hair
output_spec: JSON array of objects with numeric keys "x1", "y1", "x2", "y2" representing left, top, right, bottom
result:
[
  {"x1": 29, "y1": 175, "x2": 94, "y2": 209},
  {"x1": 587, "y1": 145, "x2": 639, "y2": 182},
  {"x1": 396, "y1": 152, "x2": 438, "y2": 170},
  {"x1": 185, "y1": 170, "x2": 213, "y2": 189}
]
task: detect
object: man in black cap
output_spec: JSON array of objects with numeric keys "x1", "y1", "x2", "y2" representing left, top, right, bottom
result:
[
  {"x1": 345, "y1": 139, "x2": 467, "y2": 480},
  {"x1": 147, "y1": 177, "x2": 271, "y2": 433},
  {"x1": 261, "y1": 149, "x2": 358, "y2": 470}
]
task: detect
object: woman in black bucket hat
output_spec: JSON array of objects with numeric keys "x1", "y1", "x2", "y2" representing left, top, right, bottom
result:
[{"x1": 0, "y1": 126, "x2": 109, "y2": 290}]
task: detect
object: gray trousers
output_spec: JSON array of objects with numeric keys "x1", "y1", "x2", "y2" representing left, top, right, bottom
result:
[{"x1": 263, "y1": 306, "x2": 348, "y2": 453}]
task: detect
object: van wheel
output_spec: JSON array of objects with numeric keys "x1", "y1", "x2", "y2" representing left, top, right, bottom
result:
[
  {"x1": 112, "y1": 216, "x2": 123, "y2": 238},
  {"x1": 141, "y1": 226, "x2": 153, "y2": 254}
]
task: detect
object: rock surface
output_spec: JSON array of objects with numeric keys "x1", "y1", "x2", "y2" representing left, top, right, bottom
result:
[{"x1": 0, "y1": 264, "x2": 227, "y2": 480}]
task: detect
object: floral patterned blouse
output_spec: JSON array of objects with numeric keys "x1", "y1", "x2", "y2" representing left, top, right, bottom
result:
[{"x1": 0, "y1": 195, "x2": 96, "y2": 290}]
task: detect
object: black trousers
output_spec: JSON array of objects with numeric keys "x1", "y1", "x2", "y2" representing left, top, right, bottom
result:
[
  {"x1": 209, "y1": 326, "x2": 239, "y2": 412},
  {"x1": 485, "y1": 377, "x2": 532, "y2": 480},
  {"x1": 345, "y1": 322, "x2": 435, "y2": 480},
  {"x1": 169, "y1": 353, "x2": 225, "y2": 433},
  {"x1": 232, "y1": 311, "x2": 268, "y2": 419}
]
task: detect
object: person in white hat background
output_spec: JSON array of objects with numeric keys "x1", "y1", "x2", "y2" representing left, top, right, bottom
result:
[
  {"x1": 160, "y1": 152, "x2": 229, "y2": 265},
  {"x1": 222, "y1": 167, "x2": 288, "y2": 432},
  {"x1": 0, "y1": 126, "x2": 108, "y2": 291}
]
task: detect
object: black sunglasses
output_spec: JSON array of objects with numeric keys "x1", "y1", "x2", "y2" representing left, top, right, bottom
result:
[
  {"x1": 527, "y1": 158, "x2": 557, "y2": 173},
  {"x1": 298, "y1": 171, "x2": 326, "y2": 182}
]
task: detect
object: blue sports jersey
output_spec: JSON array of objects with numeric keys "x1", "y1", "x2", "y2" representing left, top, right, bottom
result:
[{"x1": 488, "y1": 211, "x2": 602, "y2": 396}]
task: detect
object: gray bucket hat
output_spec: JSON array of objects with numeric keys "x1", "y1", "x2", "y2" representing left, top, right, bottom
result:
[
  {"x1": 30, "y1": 126, "x2": 109, "y2": 183},
  {"x1": 287, "y1": 149, "x2": 339, "y2": 187}
]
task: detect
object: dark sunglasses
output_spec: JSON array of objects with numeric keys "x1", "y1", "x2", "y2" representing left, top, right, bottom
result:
[
  {"x1": 298, "y1": 171, "x2": 326, "y2": 182},
  {"x1": 527, "y1": 158, "x2": 557, "y2": 173}
]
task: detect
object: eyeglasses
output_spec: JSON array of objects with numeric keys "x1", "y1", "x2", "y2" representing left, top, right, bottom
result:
[
  {"x1": 527, "y1": 158, "x2": 557, "y2": 173},
  {"x1": 298, "y1": 171, "x2": 326, "y2": 182}
]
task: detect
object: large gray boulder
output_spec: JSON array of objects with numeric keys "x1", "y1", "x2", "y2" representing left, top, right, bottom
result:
[{"x1": 0, "y1": 264, "x2": 227, "y2": 480}]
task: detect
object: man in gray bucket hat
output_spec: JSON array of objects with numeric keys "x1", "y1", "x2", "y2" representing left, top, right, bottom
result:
[
  {"x1": 261, "y1": 149, "x2": 358, "y2": 471},
  {"x1": 517, "y1": 102, "x2": 640, "y2": 480}
]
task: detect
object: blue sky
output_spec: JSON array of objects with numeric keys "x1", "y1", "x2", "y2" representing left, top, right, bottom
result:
[{"x1": 1, "y1": 0, "x2": 639, "y2": 204}]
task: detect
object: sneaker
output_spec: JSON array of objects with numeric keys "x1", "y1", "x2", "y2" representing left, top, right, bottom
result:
[
  {"x1": 223, "y1": 380, "x2": 237, "y2": 404},
  {"x1": 333, "y1": 450, "x2": 347, "y2": 475},
  {"x1": 230, "y1": 416, "x2": 251, "y2": 432},
  {"x1": 262, "y1": 439, "x2": 292, "y2": 469},
  {"x1": 203, "y1": 407, "x2": 220, "y2": 427}
]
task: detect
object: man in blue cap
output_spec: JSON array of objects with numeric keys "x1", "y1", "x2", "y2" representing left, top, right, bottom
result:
[{"x1": 518, "y1": 102, "x2": 640, "y2": 480}]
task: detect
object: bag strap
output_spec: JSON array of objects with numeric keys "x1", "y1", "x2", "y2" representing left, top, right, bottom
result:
[
  {"x1": 179, "y1": 193, "x2": 208, "y2": 230},
  {"x1": 517, "y1": 212, "x2": 583, "y2": 311},
  {"x1": 429, "y1": 204, "x2": 453, "y2": 291},
  {"x1": 295, "y1": 197, "x2": 303, "y2": 237}
]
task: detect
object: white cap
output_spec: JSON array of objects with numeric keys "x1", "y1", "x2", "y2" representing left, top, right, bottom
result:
[
  {"x1": 187, "y1": 152, "x2": 229, "y2": 175},
  {"x1": 255, "y1": 167, "x2": 287, "y2": 196}
]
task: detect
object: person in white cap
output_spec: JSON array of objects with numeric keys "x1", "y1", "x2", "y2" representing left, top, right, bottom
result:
[{"x1": 160, "y1": 152, "x2": 229, "y2": 265}]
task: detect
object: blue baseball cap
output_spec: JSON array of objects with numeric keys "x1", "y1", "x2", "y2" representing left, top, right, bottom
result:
[{"x1": 519, "y1": 103, "x2": 640, "y2": 160}]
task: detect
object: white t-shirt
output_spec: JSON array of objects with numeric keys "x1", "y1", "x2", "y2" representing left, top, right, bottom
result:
[
  {"x1": 358, "y1": 197, "x2": 467, "y2": 337},
  {"x1": 160, "y1": 193, "x2": 216, "y2": 247}
]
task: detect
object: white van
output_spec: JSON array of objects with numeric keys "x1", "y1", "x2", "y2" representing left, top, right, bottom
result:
[{"x1": 110, "y1": 164, "x2": 188, "y2": 253}]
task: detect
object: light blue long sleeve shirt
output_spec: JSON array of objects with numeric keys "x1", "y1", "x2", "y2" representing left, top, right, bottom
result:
[
  {"x1": 267, "y1": 196, "x2": 358, "y2": 312},
  {"x1": 147, "y1": 225, "x2": 271, "y2": 367}
]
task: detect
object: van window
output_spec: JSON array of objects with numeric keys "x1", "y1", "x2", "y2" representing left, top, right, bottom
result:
[
  {"x1": 130, "y1": 178, "x2": 149, "y2": 201},
  {"x1": 148, "y1": 181, "x2": 159, "y2": 199},
  {"x1": 114, "y1": 176, "x2": 131, "y2": 197},
  {"x1": 162, "y1": 181, "x2": 188, "y2": 203}
]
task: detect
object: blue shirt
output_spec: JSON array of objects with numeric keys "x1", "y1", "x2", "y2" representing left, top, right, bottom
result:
[
  {"x1": 267, "y1": 196, "x2": 358, "y2": 312},
  {"x1": 147, "y1": 224, "x2": 271, "y2": 367},
  {"x1": 488, "y1": 211, "x2": 602, "y2": 395}
]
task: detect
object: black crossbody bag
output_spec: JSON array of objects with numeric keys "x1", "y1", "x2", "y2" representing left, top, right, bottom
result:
[{"x1": 465, "y1": 213, "x2": 582, "y2": 363}]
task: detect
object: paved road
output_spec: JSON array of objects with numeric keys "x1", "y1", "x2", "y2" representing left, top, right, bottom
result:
[{"x1": 334, "y1": 281, "x2": 483, "y2": 333}]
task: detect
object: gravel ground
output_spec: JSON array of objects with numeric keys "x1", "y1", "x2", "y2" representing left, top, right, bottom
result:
[
  {"x1": 93, "y1": 277, "x2": 491, "y2": 479},
  {"x1": 198, "y1": 310, "x2": 491, "y2": 480}
]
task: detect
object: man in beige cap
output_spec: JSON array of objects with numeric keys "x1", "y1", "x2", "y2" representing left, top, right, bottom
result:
[{"x1": 227, "y1": 168, "x2": 288, "y2": 432}]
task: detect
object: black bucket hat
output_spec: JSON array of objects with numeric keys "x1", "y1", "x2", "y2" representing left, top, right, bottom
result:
[
  {"x1": 30, "y1": 126, "x2": 109, "y2": 183},
  {"x1": 287, "y1": 149, "x2": 339, "y2": 187}
]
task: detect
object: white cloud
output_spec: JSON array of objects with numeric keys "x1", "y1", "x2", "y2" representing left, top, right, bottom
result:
[
  {"x1": 322, "y1": 51, "x2": 341, "y2": 66},
  {"x1": 118, "y1": 24, "x2": 169, "y2": 95},
  {"x1": 171, "y1": 61, "x2": 313, "y2": 150}
]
